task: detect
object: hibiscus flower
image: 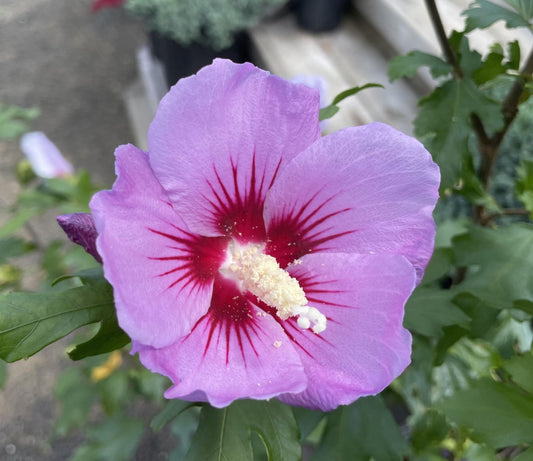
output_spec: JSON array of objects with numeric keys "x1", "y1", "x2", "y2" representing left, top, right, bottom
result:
[{"x1": 59, "y1": 59, "x2": 439, "y2": 411}]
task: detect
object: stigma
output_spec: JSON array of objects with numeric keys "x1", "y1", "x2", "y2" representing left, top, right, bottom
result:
[{"x1": 220, "y1": 243, "x2": 327, "y2": 334}]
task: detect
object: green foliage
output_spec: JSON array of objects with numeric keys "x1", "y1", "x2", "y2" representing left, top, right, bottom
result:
[
  {"x1": 311, "y1": 396, "x2": 407, "y2": 461},
  {"x1": 185, "y1": 400, "x2": 300, "y2": 461},
  {"x1": 0, "y1": 104, "x2": 39, "y2": 139},
  {"x1": 453, "y1": 224, "x2": 533, "y2": 307},
  {"x1": 463, "y1": 0, "x2": 533, "y2": 32},
  {"x1": 69, "y1": 415, "x2": 144, "y2": 461},
  {"x1": 404, "y1": 287, "x2": 470, "y2": 338},
  {"x1": 151, "y1": 399, "x2": 196, "y2": 432},
  {"x1": 0, "y1": 359, "x2": 6, "y2": 389},
  {"x1": 54, "y1": 367, "x2": 98, "y2": 436},
  {"x1": 415, "y1": 79, "x2": 502, "y2": 188},
  {"x1": 437, "y1": 378, "x2": 533, "y2": 447},
  {"x1": 517, "y1": 160, "x2": 533, "y2": 216},
  {"x1": 319, "y1": 83, "x2": 384, "y2": 121},
  {"x1": 125, "y1": 0, "x2": 287, "y2": 48},
  {"x1": 389, "y1": 51, "x2": 453, "y2": 80},
  {"x1": 0, "y1": 273, "x2": 115, "y2": 361},
  {"x1": 67, "y1": 314, "x2": 130, "y2": 360},
  {"x1": 0, "y1": 237, "x2": 35, "y2": 264}
]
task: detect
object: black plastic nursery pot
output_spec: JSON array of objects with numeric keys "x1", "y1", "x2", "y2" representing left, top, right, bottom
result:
[
  {"x1": 149, "y1": 31, "x2": 254, "y2": 88},
  {"x1": 294, "y1": 0, "x2": 350, "y2": 32}
]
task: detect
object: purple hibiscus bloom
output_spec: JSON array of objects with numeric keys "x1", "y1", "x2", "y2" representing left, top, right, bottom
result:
[{"x1": 61, "y1": 59, "x2": 439, "y2": 411}]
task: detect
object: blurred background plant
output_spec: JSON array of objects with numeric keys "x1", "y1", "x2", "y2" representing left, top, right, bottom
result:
[{"x1": 124, "y1": 0, "x2": 287, "y2": 49}]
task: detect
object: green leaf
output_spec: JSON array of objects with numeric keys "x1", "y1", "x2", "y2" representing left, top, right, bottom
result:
[
  {"x1": 292, "y1": 407, "x2": 324, "y2": 441},
  {"x1": 0, "y1": 104, "x2": 39, "y2": 139},
  {"x1": 131, "y1": 365, "x2": 169, "y2": 403},
  {"x1": 311, "y1": 396, "x2": 407, "y2": 461},
  {"x1": 404, "y1": 287, "x2": 470, "y2": 337},
  {"x1": 67, "y1": 315, "x2": 130, "y2": 360},
  {"x1": 0, "y1": 237, "x2": 35, "y2": 264},
  {"x1": 53, "y1": 266, "x2": 106, "y2": 287},
  {"x1": 505, "y1": 0, "x2": 533, "y2": 21},
  {"x1": 415, "y1": 79, "x2": 502, "y2": 188},
  {"x1": 0, "y1": 360, "x2": 6, "y2": 389},
  {"x1": 449, "y1": 31, "x2": 484, "y2": 78},
  {"x1": 318, "y1": 105, "x2": 339, "y2": 122},
  {"x1": 330, "y1": 83, "x2": 384, "y2": 105},
  {"x1": 0, "y1": 207, "x2": 42, "y2": 238},
  {"x1": 420, "y1": 247, "x2": 455, "y2": 285},
  {"x1": 70, "y1": 414, "x2": 145, "y2": 461},
  {"x1": 434, "y1": 219, "x2": 470, "y2": 248},
  {"x1": 514, "y1": 446, "x2": 533, "y2": 461},
  {"x1": 0, "y1": 279, "x2": 114, "y2": 362},
  {"x1": 151, "y1": 399, "x2": 195, "y2": 432},
  {"x1": 453, "y1": 224, "x2": 533, "y2": 307},
  {"x1": 185, "y1": 400, "x2": 300, "y2": 461},
  {"x1": 463, "y1": 0, "x2": 531, "y2": 32},
  {"x1": 0, "y1": 264, "x2": 22, "y2": 290},
  {"x1": 455, "y1": 157, "x2": 501, "y2": 211},
  {"x1": 473, "y1": 41, "x2": 521, "y2": 84},
  {"x1": 388, "y1": 51, "x2": 453, "y2": 81},
  {"x1": 54, "y1": 368, "x2": 97, "y2": 436},
  {"x1": 452, "y1": 293, "x2": 500, "y2": 338},
  {"x1": 437, "y1": 378, "x2": 533, "y2": 447},
  {"x1": 514, "y1": 299, "x2": 533, "y2": 315},
  {"x1": 98, "y1": 369, "x2": 130, "y2": 414},
  {"x1": 319, "y1": 84, "x2": 383, "y2": 121},
  {"x1": 502, "y1": 351, "x2": 533, "y2": 393},
  {"x1": 517, "y1": 160, "x2": 533, "y2": 216},
  {"x1": 410, "y1": 409, "x2": 449, "y2": 453}
]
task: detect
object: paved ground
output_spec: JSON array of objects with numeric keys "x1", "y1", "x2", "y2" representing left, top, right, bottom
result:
[{"x1": 0, "y1": 1, "x2": 154, "y2": 459}]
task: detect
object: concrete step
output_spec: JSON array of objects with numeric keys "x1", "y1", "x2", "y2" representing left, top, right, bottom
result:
[{"x1": 125, "y1": 1, "x2": 533, "y2": 146}]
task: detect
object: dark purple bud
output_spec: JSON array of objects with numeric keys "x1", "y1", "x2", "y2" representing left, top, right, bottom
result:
[{"x1": 57, "y1": 213, "x2": 102, "y2": 263}]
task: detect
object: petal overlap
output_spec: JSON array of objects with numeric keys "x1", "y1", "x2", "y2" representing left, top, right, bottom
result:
[
  {"x1": 90, "y1": 145, "x2": 224, "y2": 348},
  {"x1": 147, "y1": 59, "x2": 321, "y2": 239},
  {"x1": 264, "y1": 123, "x2": 440, "y2": 280},
  {"x1": 279, "y1": 252, "x2": 415, "y2": 411},
  {"x1": 136, "y1": 276, "x2": 307, "y2": 407}
]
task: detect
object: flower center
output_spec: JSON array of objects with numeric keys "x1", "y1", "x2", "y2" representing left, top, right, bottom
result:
[{"x1": 220, "y1": 242, "x2": 327, "y2": 334}]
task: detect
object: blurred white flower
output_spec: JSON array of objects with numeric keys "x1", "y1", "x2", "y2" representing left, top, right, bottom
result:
[{"x1": 20, "y1": 132, "x2": 74, "y2": 178}]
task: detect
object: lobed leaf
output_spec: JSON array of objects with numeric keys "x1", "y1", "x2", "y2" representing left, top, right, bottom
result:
[
  {"x1": 388, "y1": 51, "x2": 453, "y2": 81},
  {"x1": 463, "y1": 0, "x2": 531, "y2": 32},
  {"x1": 415, "y1": 79, "x2": 502, "y2": 188}
]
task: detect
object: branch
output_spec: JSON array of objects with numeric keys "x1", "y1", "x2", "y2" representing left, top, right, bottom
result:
[
  {"x1": 479, "y1": 208, "x2": 530, "y2": 225},
  {"x1": 424, "y1": 0, "x2": 463, "y2": 79}
]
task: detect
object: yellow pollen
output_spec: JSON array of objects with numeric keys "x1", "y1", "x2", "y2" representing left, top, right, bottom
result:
[{"x1": 221, "y1": 243, "x2": 327, "y2": 334}]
